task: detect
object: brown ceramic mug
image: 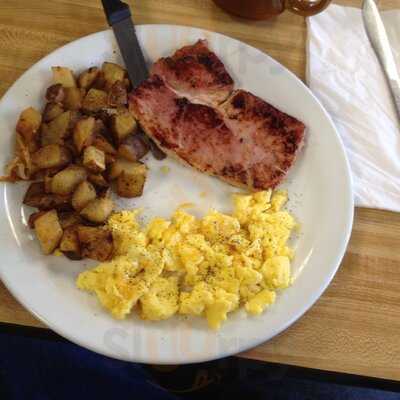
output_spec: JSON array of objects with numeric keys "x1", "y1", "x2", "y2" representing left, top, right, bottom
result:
[{"x1": 213, "y1": 0, "x2": 332, "y2": 19}]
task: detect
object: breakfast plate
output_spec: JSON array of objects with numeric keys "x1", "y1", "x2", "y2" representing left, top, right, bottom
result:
[{"x1": 0, "y1": 25, "x2": 353, "y2": 364}]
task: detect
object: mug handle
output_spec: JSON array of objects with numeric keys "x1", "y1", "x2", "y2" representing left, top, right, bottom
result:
[{"x1": 286, "y1": 0, "x2": 331, "y2": 16}]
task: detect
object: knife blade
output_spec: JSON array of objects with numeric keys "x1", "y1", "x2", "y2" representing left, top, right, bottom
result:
[
  {"x1": 101, "y1": 0, "x2": 148, "y2": 88},
  {"x1": 362, "y1": 0, "x2": 400, "y2": 120}
]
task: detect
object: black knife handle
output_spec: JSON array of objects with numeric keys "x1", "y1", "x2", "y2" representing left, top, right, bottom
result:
[{"x1": 101, "y1": 0, "x2": 131, "y2": 26}]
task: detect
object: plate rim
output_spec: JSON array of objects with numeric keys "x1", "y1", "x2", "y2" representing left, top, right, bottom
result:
[{"x1": 0, "y1": 24, "x2": 354, "y2": 364}]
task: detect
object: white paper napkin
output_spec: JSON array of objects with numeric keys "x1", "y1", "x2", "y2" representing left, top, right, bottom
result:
[{"x1": 307, "y1": 4, "x2": 400, "y2": 212}]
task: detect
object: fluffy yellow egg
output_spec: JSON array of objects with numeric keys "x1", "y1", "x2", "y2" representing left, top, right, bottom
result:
[{"x1": 77, "y1": 190, "x2": 296, "y2": 330}]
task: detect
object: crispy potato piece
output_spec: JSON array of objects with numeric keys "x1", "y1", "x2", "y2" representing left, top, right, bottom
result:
[
  {"x1": 31, "y1": 144, "x2": 71, "y2": 169},
  {"x1": 28, "y1": 210, "x2": 47, "y2": 229},
  {"x1": 45, "y1": 84, "x2": 65, "y2": 103},
  {"x1": 63, "y1": 87, "x2": 84, "y2": 110},
  {"x1": 117, "y1": 162, "x2": 147, "y2": 198},
  {"x1": 41, "y1": 110, "x2": 72, "y2": 146},
  {"x1": 80, "y1": 197, "x2": 114, "y2": 224},
  {"x1": 102, "y1": 62, "x2": 126, "y2": 89},
  {"x1": 60, "y1": 226, "x2": 82, "y2": 260},
  {"x1": 34, "y1": 210, "x2": 63, "y2": 254},
  {"x1": 73, "y1": 116, "x2": 95, "y2": 153},
  {"x1": 78, "y1": 67, "x2": 100, "y2": 90},
  {"x1": 31, "y1": 144, "x2": 71, "y2": 170},
  {"x1": 83, "y1": 146, "x2": 105, "y2": 173},
  {"x1": 23, "y1": 182, "x2": 72, "y2": 210},
  {"x1": 44, "y1": 175, "x2": 52, "y2": 193},
  {"x1": 108, "y1": 158, "x2": 139, "y2": 180},
  {"x1": 82, "y1": 88, "x2": 108, "y2": 112},
  {"x1": 118, "y1": 134, "x2": 149, "y2": 162},
  {"x1": 77, "y1": 225, "x2": 113, "y2": 261},
  {"x1": 72, "y1": 180, "x2": 97, "y2": 211},
  {"x1": 92, "y1": 134, "x2": 116, "y2": 155},
  {"x1": 52, "y1": 66, "x2": 76, "y2": 88},
  {"x1": 58, "y1": 211, "x2": 82, "y2": 229},
  {"x1": 16, "y1": 107, "x2": 42, "y2": 144},
  {"x1": 107, "y1": 81, "x2": 127, "y2": 107},
  {"x1": 51, "y1": 165, "x2": 87, "y2": 195},
  {"x1": 104, "y1": 153, "x2": 116, "y2": 164},
  {"x1": 111, "y1": 111, "x2": 137, "y2": 144},
  {"x1": 43, "y1": 102, "x2": 64, "y2": 122},
  {"x1": 88, "y1": 173, "x2": 109, "y2": 189}
]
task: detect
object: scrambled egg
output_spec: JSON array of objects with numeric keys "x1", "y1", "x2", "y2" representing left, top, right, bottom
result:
[{"x1": 77, "y1": 190, "x2": 296, "y2": 330}]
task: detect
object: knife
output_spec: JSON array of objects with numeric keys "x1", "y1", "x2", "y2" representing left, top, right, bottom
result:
[
  {"x1": 101, "y1": 0, "x2": 148, "y2": 87},
  {"x1": 101, "y1": 0, "x2": 166, "y2": 159},
  {"x1": 362, "y1": 0, "x2": 400, "y2": 120}
]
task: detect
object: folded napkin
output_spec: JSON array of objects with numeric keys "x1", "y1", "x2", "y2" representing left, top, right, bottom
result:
[{"x1": 307, "y1": 4, "x2": 400, "y2": 212}]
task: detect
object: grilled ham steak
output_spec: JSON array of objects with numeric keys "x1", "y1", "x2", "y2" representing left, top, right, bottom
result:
[
  {"x1": 129, "y1": 40, "x2": 305, "y2": 190},
  {"x1": 151, "y1": 39, "x2": 234, "y2": 106}
]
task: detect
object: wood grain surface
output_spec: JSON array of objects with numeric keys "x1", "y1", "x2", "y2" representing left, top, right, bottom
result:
[{"x1": 0, "y1": 0, "x2": 399, "y2": 381}]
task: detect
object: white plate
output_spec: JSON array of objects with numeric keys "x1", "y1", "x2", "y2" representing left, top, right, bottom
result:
[{"x1": 0, "y1": 25, "x2": 353, "y2": 364}]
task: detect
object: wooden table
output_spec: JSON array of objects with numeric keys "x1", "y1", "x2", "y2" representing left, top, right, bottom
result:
[{"x1": 1, "y1": 0, "x2": 400, "y2": 381}]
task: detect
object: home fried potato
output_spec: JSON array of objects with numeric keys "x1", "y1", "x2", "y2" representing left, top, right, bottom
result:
[
  {"x1": 108, "y1": 81, "x2": 127, "y2": 107},
  {"x1": 72, "y1": 180, "x2": 97, "y2": 211},
  {"x1": 31, "y1": 144, "x2": 71, "y2": 170},
  {"x1": 80, "y1": 197, "x2": 114, "y2": 224},
  {"x1": 51, "y1": 165, "x2": 87, "y2": 195},
  {"x1": 77, "y1": 225, "x2": 113, "y2": 261},
  {"x1": 45, "y1": 84, "x2": 65, "y2": 103},
  {"x1": 73, "y1": 116, "x2": 95, "y2": 153},
  {"x1": 78, "y1": 67, "x2": 100, "y2": 90},
  {"x1": 60, "y1": 226, "x2": 82, "y2": 260},
  {"x1": 43, "y1": 102, "x2": 64, "y2": 122},
  {"x1": 102, "y1": 62, "x2": 126, "y2": 89},
  {"x1": 82, "y1": 88, "x2": 108, "y2": 112},
  {"x1": 28, "y1": 210, "x2": 47, "y2": 229},
  {"x1": 111, "y1": 111, "x2": 137, "y2": 144},
  {"x1": 34, "y1": 209, "x2": 63, "y2": 254},
  {"x1": 88, "y1": 173, "x2": 109, "y2": 189},
  {"x1": 41, "y1": 110, "x2": 72, "y2": 146},
  {"x1": 52, "y1": 66, "x2": 76, "y2": 88},
  {"x1": 23, "y1": 182, "x2": 71, "y2": 210},
  {"x1": 118, "y1": 134, "x2": 149, "y2": 162},
  {"x1": 83, "y1": 146, "x2": 105, "y2": 173},
  {"x1": 92, "y1": 134, "x2": 116, "y2": 155},
  {"x1": 16, "y1": 107, "x2": 42, "y2": 144},
  {"x1": 63, "y1": 87, "x2": 84, "y2": 110},
  {"x1": 58, "y1": 211, "x2": 82, "y2": 229},
  {"x1": 116, "y1": 162, "x2": 147, "y2": 198}
]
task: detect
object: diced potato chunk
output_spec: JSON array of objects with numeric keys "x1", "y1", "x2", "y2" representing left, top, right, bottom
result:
[
  {"x1": 63, "y1": 87, "x2": 84, "y2": 110},
  {"x1": 73, "y1": 116, "x2": 95, "y2": 153},
  {"x1": 60, "y1": 226, "x2": 81, "y2": 260},
  {"x1": 107, "y1": 81, "x2": 127, "y2": 107},
  {"x1": 16, "y1": 107, "x2": 42, "y2": 143},
  {"x1": 78, "y1": 67, "x2": 100, "y2": 89},
  {"x1": 83, "y1": 146, "x2": 105, "y2": 173},
  {"x1": 102, "y1": 62, "x2": 126, "y2": 89},
  {"x1": 72, "y1": 180, "x2": 97, "y2": 211},
  {"x1": 51, "y1": 165, "x2": 87, "y2": 195},
  {"x1": 23, "y1": 182, "x2": 71, "y2": 210},
  {"x1": 77, "y1": 225, "x2": 114, "y2": 261},
  {"x1": 52, "y1": 66, "x2": 76, "y2": 88},
  {"x1": 118, "y1": 135, "x2": 149, "y2": 162},
  {"x1": 80, "y1": 197, "x2": 114, "y2": 223},
  {"x1": 111, "y1": 111, "x2": 137, "y2": 143},
  {"x1": 116, "y1": 162, "x2": 147, "y2": 198},
  {"x1": 34, "y1": 210, "x2": 63, "y2": 254},
  {"x1": 41, "y1": 110, "x2": 72, "y2": 146},
  {"x1": 43, "y1": 102, "x2": 64, "y2": 122},
  {"x1": 45, "y1": 84, "x2": 65, "y2": 103},
  {"x1": 58, "y1": 211, "x2": 82, "y2": 229},
  {"x1": 92, "y1": 134, "x2": 116, "y2": 155},
  {"x1": 88, "y1": 173, "x2": 109, "y2": 188},
  {"x1": 82, "y1": 88, "x2": 108, "y2": 112},
  {"x1": 31, "y1": 144, "x2": 71, "y2": 170}
]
